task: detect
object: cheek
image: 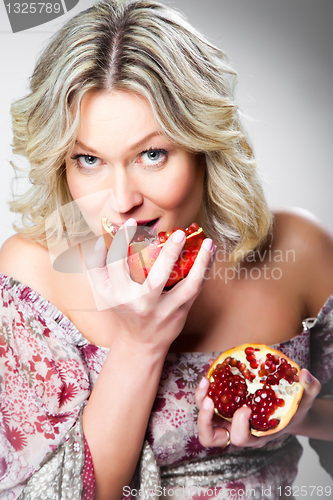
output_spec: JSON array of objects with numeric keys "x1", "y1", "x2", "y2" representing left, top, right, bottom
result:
[
  {"x1": 153, "y1": 158, "x2": 204, "y2": 211},
  {"x1": 168, "y1": 164, "x2": 204, "y2": 210},
  {"x1": 65, "y1": 164, "x2": 113, "y2": 235}
]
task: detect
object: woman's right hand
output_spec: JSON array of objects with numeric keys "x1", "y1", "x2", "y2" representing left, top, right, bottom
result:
[{"x1": 84, "y1": 218, "x2": 215, "y2": 354}]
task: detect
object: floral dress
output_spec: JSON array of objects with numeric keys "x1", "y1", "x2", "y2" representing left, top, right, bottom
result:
[{"x1": 0, "y1": 273, "x2": 332, "y2": 499}]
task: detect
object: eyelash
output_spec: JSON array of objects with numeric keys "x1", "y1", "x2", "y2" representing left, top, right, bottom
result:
[
  {"x1": 70, "y1": 154, "x2": 101, "y2": 171},
  {"x1": 138, "y1": 148, "x2": 168, "y2": 169},
  {"x1": 70, "y1": 148, "x2": 168, "y2": 171}
]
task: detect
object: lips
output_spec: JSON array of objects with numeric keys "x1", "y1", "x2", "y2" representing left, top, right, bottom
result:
[
  {"x1": 144, "y1": 218, "x2": 159, "y2": 235},
  {"x1": 104, "y1": 217, "x2": 159, "y2": 236}
]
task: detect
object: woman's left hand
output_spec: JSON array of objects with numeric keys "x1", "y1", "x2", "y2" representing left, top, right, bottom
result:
[{"x1": 195, "y1": 369, "x2": 322, "y2": 449}]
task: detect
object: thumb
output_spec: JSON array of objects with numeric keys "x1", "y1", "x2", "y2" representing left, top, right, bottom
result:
[{"x1": 299, "y1": 369, "x2": 321, "y2": 409}]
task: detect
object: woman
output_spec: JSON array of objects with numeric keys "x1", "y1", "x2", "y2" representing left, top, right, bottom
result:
[{"x1": 0, "y1": 1, "x2": 332, "y2": 499}]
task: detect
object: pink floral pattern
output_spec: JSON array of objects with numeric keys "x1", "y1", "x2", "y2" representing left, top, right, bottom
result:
[
  {"x1": 0, "y1": 274, "x2": 97, "y2": 499},
  {"x1": 0, "y1": 272, "x2": 332, "y2": 499}
]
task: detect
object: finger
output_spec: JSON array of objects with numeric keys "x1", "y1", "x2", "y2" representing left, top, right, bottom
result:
[
  {"x1": 229, "y1": 406, "x2": 253, "y2": 447},
  {"x1": 82, "y1": 236, "x2": 115, "y2": 309},
  {"x1": 106, "y1": 219, "x2": 138, "y2": 285},
  {"x1": 84, "y1": 223, "x2": 145, "y2": 307},
  {"x1": 144, "y1": 230, "x2": 186, "y2": 292},
  {"x1": 164, "y1": 238, "x2": 215, "y2": 308},
  {"x1": 105, "y1": 219, "x2": 154, "y2": 302},
  {"x1": 83, "y1": 236, "x2": 110, "y2": 295},
  {"x1": 195, "y1": 377, "x2": 210, "y2": 409},
  {"x1": 187, "y1": 238, "x2": 215, "y2": 281},
  {"x1": 106, "y1": 218, "x2": 137, "y2": 265},
  {"x1": 197, "y1": 397, "x2": 230, "y2": 448},
  {"x1": 299, "y1": 369, "x2": 322, "y2": 409}
]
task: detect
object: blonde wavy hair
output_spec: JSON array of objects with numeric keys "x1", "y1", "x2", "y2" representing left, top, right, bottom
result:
[{"x1": 10, "y1": 0, "x2": 272, "y2": 260}]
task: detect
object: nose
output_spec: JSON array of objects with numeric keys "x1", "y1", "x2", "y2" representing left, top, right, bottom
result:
[{"x1": 108, "y1": 167, "x2": 143, "y2": 216}]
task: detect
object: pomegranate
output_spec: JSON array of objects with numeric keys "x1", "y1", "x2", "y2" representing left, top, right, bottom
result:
[
  {"x1": 101, "y1": 218, "x2": 206, "y2": 289},
  {"x1": 206, "y1": 344, "x2": 304, "y2": 436}
]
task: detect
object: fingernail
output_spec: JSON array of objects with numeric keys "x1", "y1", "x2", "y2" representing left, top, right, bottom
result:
[
  {"x1": 172, "y1": 230, "x2": 185, "y2": 243},
  {"x1": 94, "y1": 236, "x2": 105, "y2": 251},
  {"x1": 199, "y1": 377, "x2": 208, "y2": 389},
  {"x1": 203, "y1": 238, "x2": 213, "y2": 251},
  {"x1": 203, "y1": 397, "x2": 213, "y2": 410},
  {"x1": 304, "y1": 371, "x2": 312, "y2": 384},
  {"x1": 124, "y1": 218, "x2": 136, "y2": 227},
  {"x1": 212, "y1": 244, "x2": 217, "y2": 256}
]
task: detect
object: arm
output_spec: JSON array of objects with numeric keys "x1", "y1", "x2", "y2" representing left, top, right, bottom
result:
[
  {"x1": 0, "y1": 228, "x2": 215, "y2": 499},
  {"x1": 82, "y1": 339, "x2": 165, "y2": 499},
  {"x1": 81, "y1": 222, "x2": 215, "y2": 500}
]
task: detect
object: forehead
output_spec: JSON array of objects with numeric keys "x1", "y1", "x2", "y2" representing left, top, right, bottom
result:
[{"x1": 77, "y1": 90, "x2": 162, "y2": 151}]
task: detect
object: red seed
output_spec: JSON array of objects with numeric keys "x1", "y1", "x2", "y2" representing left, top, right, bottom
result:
[
  {"x1": 250, "y1": 361, "x2": 259, "y2": 369},
  {"x1": 230, "y1": 357, "x2": 238, "y2": 367},
  {"x1": 208, "y1": 347, "x2": 301, "y2": 435}
]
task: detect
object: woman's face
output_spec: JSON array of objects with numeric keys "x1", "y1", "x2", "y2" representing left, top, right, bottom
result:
[{"x1": 66, "y1": 90, "x2": 205, "y2": 236}]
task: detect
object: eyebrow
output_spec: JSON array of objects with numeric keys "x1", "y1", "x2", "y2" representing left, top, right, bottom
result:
[{"x1": 75, "y1": 131, "x2": 163, "y2": 155}]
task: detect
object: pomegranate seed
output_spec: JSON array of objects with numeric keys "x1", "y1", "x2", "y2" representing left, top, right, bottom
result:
[
  {"x1": 269, "y1": 419, "x2": 280, "y2": 429},
  {"x1": 237, "y1": 362, "x2": 246, "y2": 372},
  {"x1": 208, "y1": 347, "x2": 302, "y2": 434}
]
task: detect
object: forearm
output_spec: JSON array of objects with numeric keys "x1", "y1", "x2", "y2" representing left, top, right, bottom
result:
[
  {"x1": 291, "y1": 398, "x2": 333, "y2": 441},
  {"x1": 82, "y1": 338, "x2": 167, "y2": 500}
]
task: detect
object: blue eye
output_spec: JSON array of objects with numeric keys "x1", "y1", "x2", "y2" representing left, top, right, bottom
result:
[
  {"x1": 81, "y1": 155, "x2": 99, "y2": 166},
  {"x1": 139, "y1": 149, "x2": 168, "y2": 168},
  {"x1": 143, "y1": 150, "x2": 162, "y2": 162},
  {"x1": 70, "y1": 154, "x2": 102, "y2": 169}
]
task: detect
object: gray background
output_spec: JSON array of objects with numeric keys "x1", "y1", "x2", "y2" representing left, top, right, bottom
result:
[{"x1": 1, "y1": 0, "x2": 332, "y2": 492}]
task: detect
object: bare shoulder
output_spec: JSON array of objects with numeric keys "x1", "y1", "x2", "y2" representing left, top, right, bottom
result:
[
  {"x1": 0, "y1": 234, "x2": 65, "y2": 307},
  {"x1": 0, "y1": 235, "x2": 99, "y2": 326},
  {"x1": 272, "y1": 207, "x2": 333, "y2": 315},
  {"x1": 0, "y1": 234, "x2": 50, "y2": 278},
  {"x1": 272, "y1": 207, "x2": 333, "y2": 253}
]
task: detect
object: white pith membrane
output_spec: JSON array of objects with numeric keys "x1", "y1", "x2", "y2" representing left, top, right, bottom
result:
[{"x1": 208, "y1": 345, "x2": 303, "y2": 431}]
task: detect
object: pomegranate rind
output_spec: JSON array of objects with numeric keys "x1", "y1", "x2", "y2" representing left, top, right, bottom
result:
[
  {"x1": 206, "y1": 343, "x2": 304, "y2": 437},
  {"x1": 130, "y1": 227, "x2": 205, "y2": 288},
  {"x1": 101, "y1": 218, "x2": 206, "y2": 288}
]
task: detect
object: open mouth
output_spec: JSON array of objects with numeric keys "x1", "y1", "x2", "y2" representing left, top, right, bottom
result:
[
  {"x1": 103, "y1": 217, "x2": 159, "y2": 237},
  {"x1": 141, "y1": 218, "x2": 159, "y2": 235}
]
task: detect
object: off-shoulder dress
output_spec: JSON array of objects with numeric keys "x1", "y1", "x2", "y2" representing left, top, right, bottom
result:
[{"x1": 0, "y1": 273, "x2": 332, "y2": 499}]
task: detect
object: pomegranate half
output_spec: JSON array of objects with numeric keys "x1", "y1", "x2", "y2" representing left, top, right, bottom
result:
[
  {"x1": 101, "y1": 218, "x2": 206, "y2": 289},
  {"x1": 206, "y1": 344, "x2": 304, "y2": 436}
]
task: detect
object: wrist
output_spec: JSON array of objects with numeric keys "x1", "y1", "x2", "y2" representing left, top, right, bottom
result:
[{"x1": 110, "y1": 331, "x2": 170, "y2": 361}]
